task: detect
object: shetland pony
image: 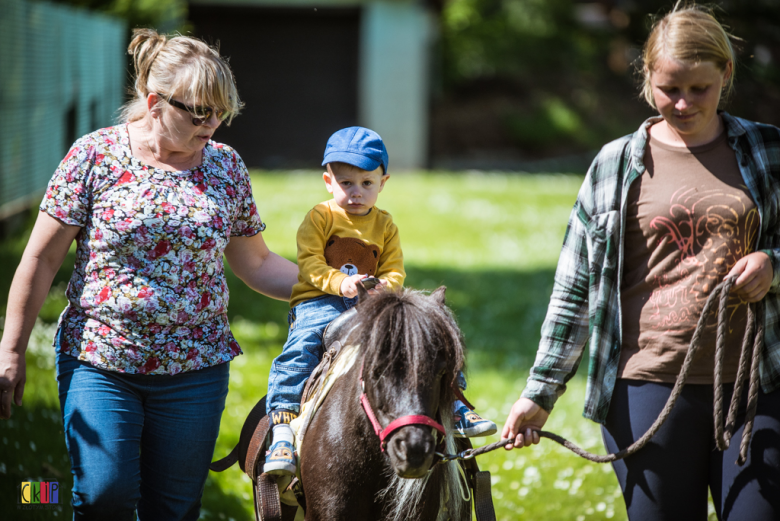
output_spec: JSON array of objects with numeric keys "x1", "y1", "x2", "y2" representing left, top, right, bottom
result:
[{"x1": 299, "y1": 287, "x2": 469, "y2": 521}]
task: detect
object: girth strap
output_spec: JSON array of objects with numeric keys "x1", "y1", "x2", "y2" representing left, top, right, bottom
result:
[
  {"x1": 473, "y1": 471, "x2": 497, "y2": 521},
  {"x1": 209, "y1": 444, "x2": 239, "y2": 473}
]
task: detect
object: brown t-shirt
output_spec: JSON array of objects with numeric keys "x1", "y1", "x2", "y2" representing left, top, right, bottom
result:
[{"x1": 619, "y1": 131, "x2": 758, "y2": 383}]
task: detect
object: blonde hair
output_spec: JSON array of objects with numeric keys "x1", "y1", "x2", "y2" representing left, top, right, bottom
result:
[
  {"x1": 119, "y1": 28, "x2": 243, "y2": 124},
  {"x1": 641, "y1": 3, "x2": 739, "y2": 109},
  {"x1": 326, "y1": 161, "x2": 386, "y2": 176}
]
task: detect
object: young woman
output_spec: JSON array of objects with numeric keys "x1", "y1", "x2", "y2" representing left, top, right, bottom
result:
[{"x1": 502, "y1": 5, "x2": 780, "y2": 520}]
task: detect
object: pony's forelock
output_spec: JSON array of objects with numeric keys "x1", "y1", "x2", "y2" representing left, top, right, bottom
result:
[{"x1": 353, "y1": 288, "x2": 465, "y2": 402}]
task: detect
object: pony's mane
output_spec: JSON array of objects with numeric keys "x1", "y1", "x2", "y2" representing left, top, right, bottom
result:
[{"x1": 351, "y1": 288, "x2": 465, "y2": 395}]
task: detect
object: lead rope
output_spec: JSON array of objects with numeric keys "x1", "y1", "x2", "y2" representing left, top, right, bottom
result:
[
  {"x1": 455, "y1": 461, "x2": 472, "y2": 502},
  {"x1": 444, "y1": 275, "x2": 764, "y2": 466}
]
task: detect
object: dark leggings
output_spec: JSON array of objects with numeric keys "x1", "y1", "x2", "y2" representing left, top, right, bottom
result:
[{"x1": 602, "y1": 379, "x2": 780, "y2": 521}]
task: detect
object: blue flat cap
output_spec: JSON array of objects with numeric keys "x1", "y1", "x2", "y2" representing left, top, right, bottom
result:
[{"x1": 322, "y1": 126, "x2": 389, "y2": 174}]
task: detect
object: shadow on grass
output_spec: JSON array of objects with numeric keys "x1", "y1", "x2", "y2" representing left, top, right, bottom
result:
[
  {"x1": 1, "y1": 207, "x2": 559, "y2": 373},
  {"x1": 406, "y1": 265, "x2": 557, "y2": 371},
  {"x1": 0, "y1": 350, "x2": 278, "y2": 521},
  {"x1": 0, "y1": 400, "x2": 71, "y2": 520},
  {"x1": 200, "y1": 475, "x2": 254, "y2": 521},
  {"x1": 223, "y1": 263, "x2": 558, "y2": 372}
]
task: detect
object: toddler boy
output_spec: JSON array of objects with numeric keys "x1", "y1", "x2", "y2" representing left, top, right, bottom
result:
[{"x1": 264, "y1": 127, "x2": 495, "y2": 476}]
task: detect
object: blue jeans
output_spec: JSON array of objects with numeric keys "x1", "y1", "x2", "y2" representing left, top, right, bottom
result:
[
  {"x1": 267, "y1": 294, "x2": 357, "y2": 415},
  {"x1": 55, "y1": 347, "x2": 229, "y2": 520}
]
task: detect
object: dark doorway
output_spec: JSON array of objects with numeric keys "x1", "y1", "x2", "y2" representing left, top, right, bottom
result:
[
  {"x1": 189, "y1": 5, "x2": 361, "y2": 168},
  {"x1": 65, "y1": 103, "x2": 77, "y2": 155}
]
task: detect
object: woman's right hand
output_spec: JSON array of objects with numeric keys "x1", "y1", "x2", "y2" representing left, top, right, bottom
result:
[
  {"x1": 501, "y1": 397, "x2": 550, "y2": 449},
  {"x1": 0, "y1": 348, "x2": 26, "y2": 419}
]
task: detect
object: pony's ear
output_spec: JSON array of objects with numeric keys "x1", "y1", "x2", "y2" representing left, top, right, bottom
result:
[
  {"x1": 357, "y1": 281, "x2": 369, "y2": 302},
  {"x1": 430, "y1": 286, "x2": 447, "y2": 305}
]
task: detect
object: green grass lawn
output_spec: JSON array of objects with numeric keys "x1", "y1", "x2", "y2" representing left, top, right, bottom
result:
[{"x1": 1, "y1": 171, "x2": 697, "y2": 520}]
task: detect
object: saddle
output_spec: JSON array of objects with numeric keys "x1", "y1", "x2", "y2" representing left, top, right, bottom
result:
[
  {"x1": 208, "y1": 309, "x2": 359, "y2": 521},
  {"x1": 209, "y1": 308, "x2": 498, "y2": 521}
]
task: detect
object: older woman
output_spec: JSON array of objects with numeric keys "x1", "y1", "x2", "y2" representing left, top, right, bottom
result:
[
  {"x1": 502, "y1": 5, "x2": 780, "y2": 520},
  {"x1": 0, "y1": 29, "x2": 297, "y2": 518}
]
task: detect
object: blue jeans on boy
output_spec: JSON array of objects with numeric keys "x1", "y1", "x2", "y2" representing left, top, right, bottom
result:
[
  {"x1": 55, "y1": 342, "x2": 229, "y2": 520},
  {"x1": 267, "y1": 294, "x2": 358, "y2": 415}
]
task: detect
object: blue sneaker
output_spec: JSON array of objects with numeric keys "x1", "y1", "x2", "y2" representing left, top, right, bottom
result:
[
  {"x1": 454, "y1": 404, "x2": 497, "y2": 438},
  {"x1": 263, "y1": 439, "x2": 297, "y2": 476}
]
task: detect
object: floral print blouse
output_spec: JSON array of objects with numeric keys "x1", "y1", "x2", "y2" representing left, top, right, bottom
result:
[{"x1": 41, "y1": 125, "x2": 264, "y2": 375}]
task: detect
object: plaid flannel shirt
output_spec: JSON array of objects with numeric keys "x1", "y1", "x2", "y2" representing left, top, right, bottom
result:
[{"x1": 521, "y1": 113, "x2": 780, "y2": 424}]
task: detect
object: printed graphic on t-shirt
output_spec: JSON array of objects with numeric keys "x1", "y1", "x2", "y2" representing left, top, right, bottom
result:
[
  {"x1": 324, "y1": 235, "x2": 380, "y2": 276},
  {"x1": 646, "y1": 185, "x2": 758, "y2": 336}
]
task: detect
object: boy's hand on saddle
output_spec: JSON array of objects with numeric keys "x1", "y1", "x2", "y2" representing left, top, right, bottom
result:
[
  {"x1": 728, "y1": 251, "x2": 773, "y2": 303},
  {"x1": 340, "y1": 274, "x2": 366, "y2": 298},
  {"x1": 501, "y1": 397, "x2": 549, "y2": 450}
]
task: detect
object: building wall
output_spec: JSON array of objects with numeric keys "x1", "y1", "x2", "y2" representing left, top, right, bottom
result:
[
  {"x1": 189, "y1": 0, "x2": 433, "y2": 170},
  {"x1": 360, "y1": 1, "x2": 432, "y2": 170},
  {"x1": 188, "y1": 5, "x2": 362, "y2": 168},
  {"x1": 0, "y1": 0, "x2": 125, "y2": 219}
]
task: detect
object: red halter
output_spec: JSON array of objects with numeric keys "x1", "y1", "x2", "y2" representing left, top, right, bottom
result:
[{"x1": 358, "y1": 360, "x2": 446, "y2": 452}]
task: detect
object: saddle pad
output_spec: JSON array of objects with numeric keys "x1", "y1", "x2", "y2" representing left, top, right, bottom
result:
[{"x1": 290, "y1": 343, "x2": 360, "y2": 451}]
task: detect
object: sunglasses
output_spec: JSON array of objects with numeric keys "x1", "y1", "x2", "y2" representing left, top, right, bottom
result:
[{"x1": 158, "y1": 94, "x2": 230, "y2": 126}]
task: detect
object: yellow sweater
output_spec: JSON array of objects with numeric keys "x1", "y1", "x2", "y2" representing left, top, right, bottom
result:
[{"x1": 290, "y1": 199, "x2": 405, "y2": 308}]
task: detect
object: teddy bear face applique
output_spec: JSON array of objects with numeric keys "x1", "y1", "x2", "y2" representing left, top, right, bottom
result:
[{"x1": 324, "y1": 235, "x2": 380, "y2": 276}]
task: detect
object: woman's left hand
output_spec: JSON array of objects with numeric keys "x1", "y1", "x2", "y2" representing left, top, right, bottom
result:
[{"x1": 728, "y1": 251, "x2": 774, "y2": 302}]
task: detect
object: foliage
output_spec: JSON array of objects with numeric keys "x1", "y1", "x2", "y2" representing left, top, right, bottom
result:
[
  {"x1": 503, "y1": 95, "x2": 589, "y2": 149},
  {"x1": 441, "y1": 0, "x2": 591, "y2": 84},
  {"x1": 434, "y1": 0, "x2": 780, "y2": 159},
  {"x1": 46, "y1": 0, "x2": 186, "y2": 32}
]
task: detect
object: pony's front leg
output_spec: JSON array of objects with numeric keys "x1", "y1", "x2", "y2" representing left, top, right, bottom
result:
[{"x1": 301, "y1": 372, "x2": 387, "y2": 521}]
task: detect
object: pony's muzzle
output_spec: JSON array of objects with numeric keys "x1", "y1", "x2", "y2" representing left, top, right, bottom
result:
[{"x1": 386, "y1": 425, "x2": 436, "y2": 478}]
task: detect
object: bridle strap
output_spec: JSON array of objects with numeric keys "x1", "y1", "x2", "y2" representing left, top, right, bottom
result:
[
  {"x1": 359, "y1": 360, "x2": 446, "y2": 452},
  {"x1": 381, "y1": 415, "x2": 446, "y2": 445},
  {"x1": 360, "y1": 392, "x2": 384, "y2": 438}
]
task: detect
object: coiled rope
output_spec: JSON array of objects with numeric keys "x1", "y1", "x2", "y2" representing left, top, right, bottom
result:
[{"x1": 450, "y1": 275, "x2": 765, "y2": 466}]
